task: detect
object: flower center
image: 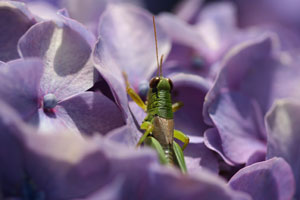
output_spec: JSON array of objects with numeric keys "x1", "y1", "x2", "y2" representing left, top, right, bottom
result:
[{"x1": 43, "y1": 93, "x2": 57, "y2": 109}]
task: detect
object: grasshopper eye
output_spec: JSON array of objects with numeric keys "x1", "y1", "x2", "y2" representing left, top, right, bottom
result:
[
  {"x1": 149, "y1": 77, "x2": 160, "y2": 88},
  {"x1": 166, "y1": 78, "x2": 173, "y2": 91}
]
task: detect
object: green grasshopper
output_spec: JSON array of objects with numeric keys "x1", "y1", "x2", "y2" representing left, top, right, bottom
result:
[{"x1": 123, "y1": 16, "x2": 189, "y2": 173}]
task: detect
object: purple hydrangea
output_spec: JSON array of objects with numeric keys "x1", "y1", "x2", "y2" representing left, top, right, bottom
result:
[{"x1": 1, "y1": 0, "x2": 300, "y2": 199}]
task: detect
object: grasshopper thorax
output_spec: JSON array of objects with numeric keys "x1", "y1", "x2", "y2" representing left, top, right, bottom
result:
[{"x1": 149, "y1": 76, "x2": 173, "y2": 91}]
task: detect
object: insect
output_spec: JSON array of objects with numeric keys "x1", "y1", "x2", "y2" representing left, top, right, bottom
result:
[{"x1": 123, "y1": 16, "x2": 189, "y2": 173}]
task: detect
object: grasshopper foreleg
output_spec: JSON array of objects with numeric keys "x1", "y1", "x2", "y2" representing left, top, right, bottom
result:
[{"x1": 136, "y1": 121, "x2": 153, "y2": 147}]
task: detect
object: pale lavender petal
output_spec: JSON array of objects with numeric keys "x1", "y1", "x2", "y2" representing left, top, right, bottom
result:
[
  {"x1": 34, "y1": 91, "x2": 125, "y2": 135},
  {"x1": 207, "y1": 91, "x2": 266, "y2": 165},
  {"x1": 266, "y1": 100, "x2": 300, "y2": 199},
  {"x1": 0, "y1": 1, "x2": 35, "y2": 62},
  {"x1": 98, "y1": 3, "x2": 171, "y2": 89},
  {"x1": 204, "y1": 128, "x2": 235, "y2": 166},
  {"x1": 18, "y1": 15, "x2": 96, "y2": 101},
  {"x1": 229, "y1": 157, "x2": 295, "y2": 200},
  {"x1": 58, "y1": 91, "x2": 125, "y2": 135},
  {"x1": 94, "y1": 38, "x2": 141, "y2": 145},
  {"x1": 184, "y1": 142, "x2": 219, "y2": 174},
  {"x1": 194, "y1": 2, "x2": 237, "y2": 62},
  {"x1": 158, "y1": 13, "x2": 205, "y2": 52},
  {"x1": 26, "y1": 1, "x2": 62, "y2": 21},
  {"x1": 61, "y1": 0, "x2": 144, "y2": 34},
  {"x1": 0, "y1": 58, "x2": 43, "y2": 119},
  {"x1": 174, "y1": 0, "x2": 203, "y2": 24}
]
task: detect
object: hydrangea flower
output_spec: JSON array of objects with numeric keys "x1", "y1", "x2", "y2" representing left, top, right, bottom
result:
[
  {"x1": 1, "y1": 0, "x2": 300, "y2": 199},
  {"x1": 0, "y1": 9, "x2": 125, "y2": 135},
  {"x1": 158, "y1": 1, "x2": 262, "y2": 80},
  {"x1": 0, "y1": 99, "x2": 252, "y2": 200},
  {"x1": 203, "y1": 33, "x2": 300, "y2": 166}
]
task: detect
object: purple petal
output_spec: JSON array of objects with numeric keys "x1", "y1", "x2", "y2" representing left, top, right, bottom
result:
[
  {"x1": 184, "y1": 142, "x2": 219, "y2": 174},
  {"x1": 61, "y1": 0, "x2": 144, "y2": 34},
  {"x1": 93, "y1": 38, "x2": 141, "y2": 145},
  {"x1": 229, "y1": 157, "x2": 295, "y2": 200},
  {"x1": 98, "y1": 3, "x2": 171, "y2": 88},
  {"x1": 204, "y1": 128, "x2": 235, "y2": 165},
  {"x1": 26, "y1": 1, "x2": 62, "y2": 21},
  {"x1": 0, "y1": 100, "x2": 27, "y2": 196},
  {"x1": 158, "y1": 13, "x2": 205, "y2": 52},
  {"x1": 174, "y1": 0, "x2": 204, "y2": 24},
  {"x1": 21, "y1": 129, "x2": 158, "y2": 199},
  {"x1": 235, "y1": 0, "x2": 300, "y2": 30},
  {"x1": 194, "y1": 2, "x2": 237, "y2": 62},
  {"x1": 18, "y1": 15, "x2": 96, "y2": 101},
  {"x1": 0, "y1": 1, "x2": 35, "y2": 62},
  {"x1": 128, "y1": 100, "x2": 146, "y2": 126},
  {"x1": 0, "y1": 58, "x2": 43, "y2": 119},
  {"x1": 205, "y1": 33, "x2": 300, "y2": 120},
  {"x1": 170, "y1": 73, "x2": 211, "y2": 139},
  {"x1": 87, "y1": 164, "x2": 251, "y2": 200},
  {"x1": 35, "y1": 91, "x2": 125, "y2": 135},
  {"x1": 160, "y1": 2, "x2": 238, "y2": 67},
  {"x1": 266, "y1": 100, "x2": 300, "y2": 199},
  {"x1": 206, "y1": 91, "x2": 266, "y2": 165},
  {"x1": 246, "y1": 150, "x2": 266, "y2": 166}
]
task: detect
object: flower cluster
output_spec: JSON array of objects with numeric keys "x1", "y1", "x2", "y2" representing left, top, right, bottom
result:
[{"x1": 0, "y1": 0, "x2": 299, "y2": 199}]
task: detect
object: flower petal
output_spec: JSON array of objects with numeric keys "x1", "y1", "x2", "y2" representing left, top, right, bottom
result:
[
  {"x1": 194, "y1": 2, "x2": 237, "y2": 62},
  {"x1": 93, "y1": 37, "x2": 141, "y2": 145},
  {"x1": 0, "y1": 58, "x2": 43, "y2": 119},
  {"x1": 206, "y1": 91, "x2": 266, "y2": 165},
  {"x1": 26, "y1": 1, "x2": 62, "y2": 21},
  {"x1": 35, "y1": 91, "x2": 125, "y2": 135},
  {"x1": 184, "y1": 142, "x2": 219, "y2": 174},
  {"x1": 18, "y1": 15, "x2": 96, "y2": 101},
  {"x1": 204, "y1": 128, "x2": 235, "y2": 165},
  {"x1": 86, "y1": 164, "x2": 251, "y2": 200},
  {"x1": 0, "y1": 1, "x2": 35, "y2": 62},
  {"x1": 21, "y1": 129, "x2": 158, "y2": 199},
  {"x1": 205, "y1": 33, "x2": 300, "y2": 121},
  {"x1": 98, "y1": 3, "x2": 171, "y2": 88},
  {"x1": 174, "y1": 0, "x2": 203, "y2": 24},
  {"x1": 266, "y1": 99, "x2": 300, "y2": 199},
  {"x1": 0, "y1": 100, "x2": 27, "y2": 196},
  {"x1": 170, "y1": 73, "x2": 211, "y2": 139},
  {"x1": 229, "y1": 157, "x2": 295, "y2": 200}
]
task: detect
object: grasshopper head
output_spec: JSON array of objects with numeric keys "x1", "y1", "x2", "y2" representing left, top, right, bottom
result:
[{"x1": 149, "y1": 77, "x2": 173, "y2": 91}]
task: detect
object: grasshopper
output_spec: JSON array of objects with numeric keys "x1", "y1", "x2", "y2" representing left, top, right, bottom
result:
[{"x1": 123, "y1": 16, "x2": 189, "y2": 173}]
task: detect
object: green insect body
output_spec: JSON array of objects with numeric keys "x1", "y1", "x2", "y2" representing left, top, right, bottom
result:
[
  {"x1": 133, "y1": 76, "x2": 189, "y2": 173},
  {"x1": 145, "y1": 77, "x2": 175, "y2": 164},
  {"x1": 124, "y1": 16, "x2": 189, "y2": 173}
]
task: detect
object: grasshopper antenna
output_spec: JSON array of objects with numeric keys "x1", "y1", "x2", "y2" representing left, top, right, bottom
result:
[
  {"x1": 153, "y1": 16, "x2": 160, "y2": 77},
  {"x1": 160, "y1": 54, "x2": 164, "y2": 76}
]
